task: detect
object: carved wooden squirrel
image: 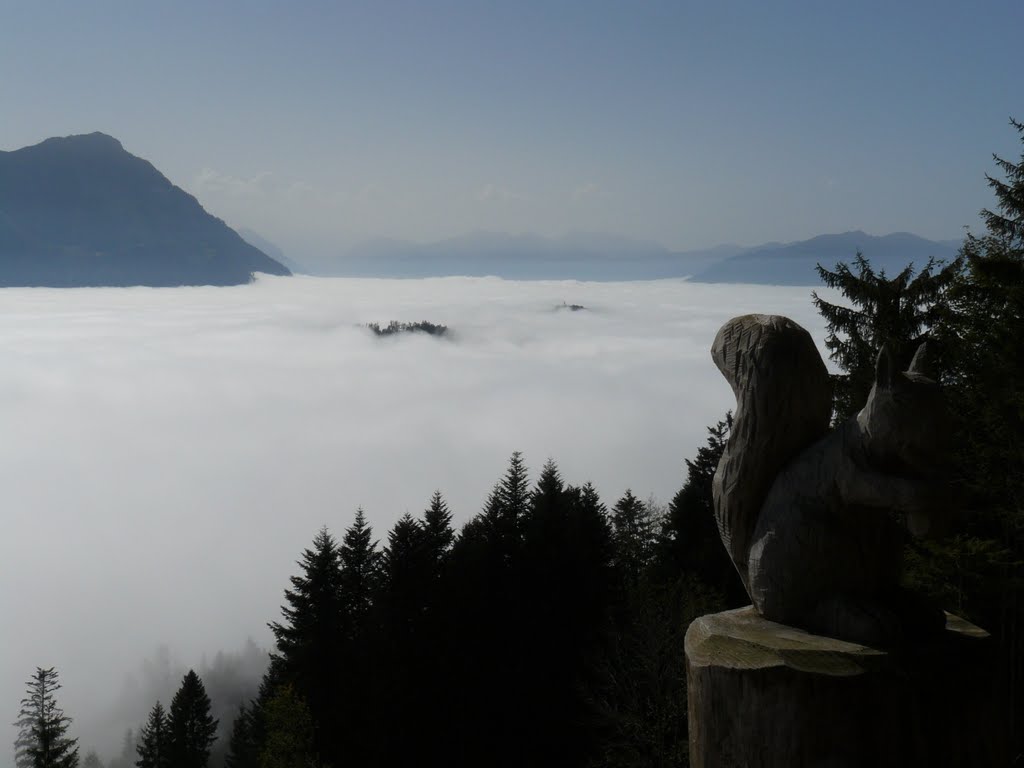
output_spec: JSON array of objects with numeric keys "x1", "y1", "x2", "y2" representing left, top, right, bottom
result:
[{"x1": 712, "y1": 314, "x2": 949, "y2": 646}]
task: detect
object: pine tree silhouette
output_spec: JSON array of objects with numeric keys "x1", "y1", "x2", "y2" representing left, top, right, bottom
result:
[
  {"x1": 135, "y1": 701, "x2": 170, "y2": 768},
  {"x1": 166, "y1": 671, "x2": 217, "y2": 768},
  {"x1": 14, "y1": 667, "x2": 79, "y2": 768},
  {"x1": 266, "y1": 527, "x2": 344, "y2": 764}
]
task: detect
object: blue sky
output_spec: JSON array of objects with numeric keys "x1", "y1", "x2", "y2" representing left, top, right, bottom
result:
[{"x1": 1, "y1": 1, "x2": 1021, "y2": 256}]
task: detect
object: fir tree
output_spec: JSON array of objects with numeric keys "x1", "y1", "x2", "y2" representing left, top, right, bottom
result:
[
  {"x1": 266, "y1": 527, "x2": 344, "y2": 762},
  {"x1": 339, "y1": 509, "x2": 380, "y2": 635},
  {"x1": 812, "y1": 252, "x2": 960, "y2": 420},
  {"x1": 381, "y1": 512, "x2": 428, "y2": 597},
  {"x1": 14, "y1": 667, "x2": 79, "y2": 768},
  {"x1": 520, "y1": 466, "x2": 616, "y2": 764},
  {"x1": 81, "y1": 753, "x2": 102, "y2": 768},
  {"x1": 335, "y1": 510, "x2": 382, "y2": 766},
  {"x1": 498, "y1": 451, "x2": 530, "y2": 528},
  {"x1": 480, "y1": 452, "x2": 530, "y2": 561},
  {"x1": 937, "y1": 118, "x2": 1024, "y2": 752},
  {"x1": 269, "y1": 527, "x2": 344, "y2": 664},
  {"x1": 422, "y1": 490, "x2": 455, "y2": 568},
  {"x1": 166, "y1": 671, "x2": 218, "y2": 768},
  {"x1": 980, "y1": 118, "x2": 1024, "y2": 245},
  {"x1": 224, "y1": 706, "x2": 257, "y2": 768},
  {"x1": 134, "y1": 702, "x2": 169, "y2": 768},
  {"x1": 610, "y1": 489, "x2": 657, "y2": 584}
]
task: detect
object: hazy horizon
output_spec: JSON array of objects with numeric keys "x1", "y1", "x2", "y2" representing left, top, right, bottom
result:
[{"x1": 3, "y1": 2, "x2": 1020, "y2": 261}]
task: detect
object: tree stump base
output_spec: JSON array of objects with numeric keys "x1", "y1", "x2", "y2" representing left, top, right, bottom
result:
[{"x1": 684, "y1": 606, "x2": 1001, "y2": 767}]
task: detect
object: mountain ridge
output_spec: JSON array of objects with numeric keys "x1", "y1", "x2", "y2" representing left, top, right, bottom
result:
[
  {"x1": 689, "y1": 230, "x2": 960, "y2": 285},
  {"x1": 0, "y1": 132, "x2": 290, "y2": 287},
  {"x1": 310, "y1": 229, "x2": 959, "y2": 284}
]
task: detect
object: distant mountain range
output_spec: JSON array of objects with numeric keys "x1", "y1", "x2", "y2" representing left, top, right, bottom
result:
[
  {"x1": 0, "y1": 133, "x2": 961, "y2": 287},
  {"x1": 315, "y1": 230, "x2": 960, "y2": 285},
  {"x1": 0, "y1": 133, "x2": 289, "y2": 286},
  {"x1": 689, "y1": 231, "x2": 961, "y2": 285},
  {"x1": 315, "y1": 232, "x2": 736, "y2": 281}
]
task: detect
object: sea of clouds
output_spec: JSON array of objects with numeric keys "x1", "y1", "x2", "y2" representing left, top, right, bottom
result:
[{"x1": 0, "y1": 274, "x2": 835, "y2": 756}]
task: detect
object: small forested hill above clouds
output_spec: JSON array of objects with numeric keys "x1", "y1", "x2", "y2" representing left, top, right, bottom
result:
[
  {"x1": 0, "y1": 133, "x2": 290, "y2": 286},
  {"x1": 690, "y1": 231, "x2": 960, "y2": 285}
]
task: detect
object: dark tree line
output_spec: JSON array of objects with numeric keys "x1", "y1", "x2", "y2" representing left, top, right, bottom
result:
[{"x1": 219, "y1": 442, "x2": 740, "y2": 768}]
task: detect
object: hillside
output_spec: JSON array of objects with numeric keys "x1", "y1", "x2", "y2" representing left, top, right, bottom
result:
[
  {"x1": 0, "y1": 133, "x2": 290, "y2": 286},
  {"x1": 690, "y1": 231, "x2": 959, "y2": 285}
]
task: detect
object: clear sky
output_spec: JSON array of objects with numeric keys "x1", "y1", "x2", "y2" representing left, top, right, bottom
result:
[{"x1": 1, "y1": 1, "x2": 1021, "y2": 256}]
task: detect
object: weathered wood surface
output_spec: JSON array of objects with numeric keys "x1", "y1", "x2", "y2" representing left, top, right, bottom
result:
[{"x1": 685, "y1": 607, "x2": 1002, "y2": 768}]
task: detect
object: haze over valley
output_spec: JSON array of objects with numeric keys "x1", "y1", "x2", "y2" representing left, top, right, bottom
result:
[
  {"x1": 2, "y1": 1, "x2": 1021, "y2": 765},
  {"x1": 0, "y1": 275, "x2": 831, "y2": 756}
]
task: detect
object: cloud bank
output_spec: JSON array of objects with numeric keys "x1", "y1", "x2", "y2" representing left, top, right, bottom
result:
[{"x1": 0, "y1": 275, "x2": 832, "y2": 757}]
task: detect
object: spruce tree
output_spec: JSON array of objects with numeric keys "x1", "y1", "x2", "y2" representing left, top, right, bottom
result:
[
  {"x1": 422, "y1": 490, "x2": 455, "y2": 568},
  {"x1": 610, "y1": 489, "x2": 657, "y2": 584},
  {"x1": 480, "y1": 452, "x2": 529, "y2": 561},
  {"x1": 14, "y1": 666, "x2": 79, "y2": 768},
  {"x1": 336, "y1": 510, "x2": 382, "y2": 766},
  {"x1": 266, "y1": 527, "x2": 344, "y2": 763},
  {"x1": 980, "y1": 118, "x2": 1024, "y2": 245},
  {"x1": 812, "y1": 252, "x2": 960, "y2": 420},
  {"x1": 224, "y1": 706, "x2": 257, "y2": 768},
  {"x1": 339, "y1": 509, "x2": 380, "y2": 635},
  {"x1": 498, "y1": 450, "x2": 530, "y2": 529},
  {"x1": 938, "y1": 118, "x2": 1024, "y2": 753},
  {"x1": 269, "y1": 527, "x2": 344, "y2": 664},
  {"x1": 522, "y1": 465, "x2": 616, "y2": 764},
  {"x1": 381, "y1": 512, "x2": 428, "y2": 598},
  {"x1": 134, "y1": 702, "x2": 169, "y2": 768},
  {"x1": 166, "y1": 671, "x2": 217, "y2": 768}
]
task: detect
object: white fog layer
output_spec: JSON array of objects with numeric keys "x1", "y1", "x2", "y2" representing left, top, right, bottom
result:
[{"x1": 0, "y1": 275, "x2": 834, "y2": 755}]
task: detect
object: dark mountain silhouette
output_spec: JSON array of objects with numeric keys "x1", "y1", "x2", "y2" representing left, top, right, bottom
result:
[
  {"x1": 690, "y1": 231, "x2": 959, "y2": 285},
  {"x1": 0, "y1": 133, "x2": 290, "y2": 286}
]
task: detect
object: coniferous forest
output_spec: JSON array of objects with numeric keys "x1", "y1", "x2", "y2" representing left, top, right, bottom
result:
[{"x1": 13, "y1": 121, "x2": 1024, "y2": 768}]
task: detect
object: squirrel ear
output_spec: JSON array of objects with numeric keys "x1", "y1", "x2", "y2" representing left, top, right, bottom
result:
[
  {"x1": 875, "y1": 345, "x2": 895, "y2": 387},
  {"x1": 907, "y1": 342, "x2": 933, "y2": 378}
]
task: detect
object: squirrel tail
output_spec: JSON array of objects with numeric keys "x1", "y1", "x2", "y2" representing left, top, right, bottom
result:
[{"x1": 711, "y1": 315, "x2": 832, "y2": 594}]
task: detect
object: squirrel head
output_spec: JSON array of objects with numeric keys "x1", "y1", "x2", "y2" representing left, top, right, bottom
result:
[{"x1": 857, "y1": 342, "x2": 951, "y2": 478}]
